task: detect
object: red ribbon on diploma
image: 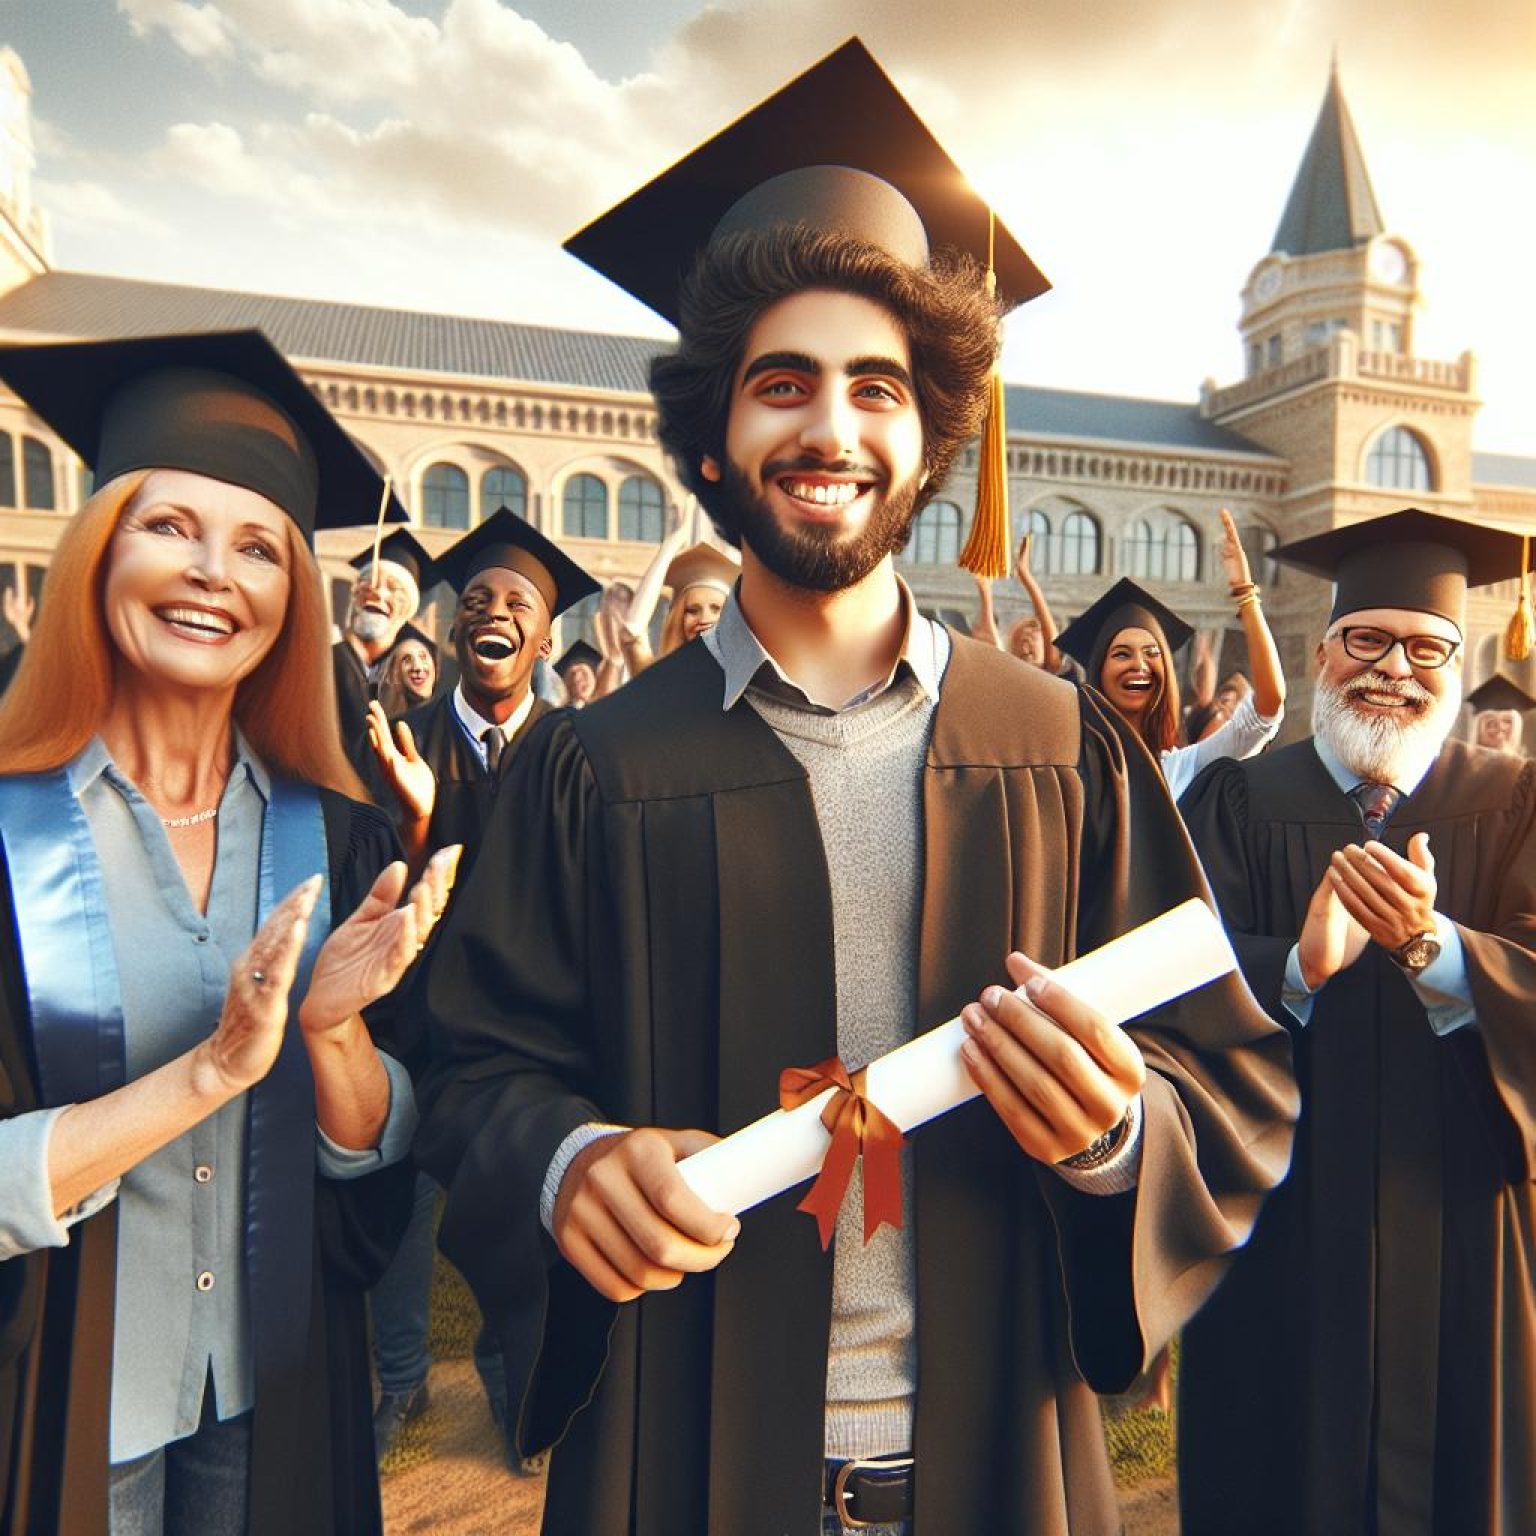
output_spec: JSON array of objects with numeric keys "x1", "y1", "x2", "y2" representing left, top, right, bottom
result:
[{"x1": 779, "y1": 1056, "x2": 906, "y2": 1249}]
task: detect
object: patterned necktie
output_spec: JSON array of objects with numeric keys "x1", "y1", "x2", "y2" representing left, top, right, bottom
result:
[
  {"x1": 482, "y1": 725, "x2": 507, "y2": 777},
  {"x1": 1349, "y1": 780, "x2": 1400, "y2": 839}
]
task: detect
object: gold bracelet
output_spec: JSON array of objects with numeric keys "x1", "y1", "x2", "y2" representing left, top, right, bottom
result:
[
  {"x1": 1236, "y1": 593, "x2": 1262, "y2": 614},
  {"x1": 1228, "y1": 581, "x2": 1258, "y2": 600}
]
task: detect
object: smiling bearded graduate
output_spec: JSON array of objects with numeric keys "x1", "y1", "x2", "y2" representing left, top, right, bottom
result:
[
  {"x1": 410, "y1": 39, "x2": 1296, "y2": 1536},
  {"x1": 367, "y1": 507, "x2": 600, "y2": 877},
  {"x1": 1177, "y1": 508, "x2": 1536, "y2": 1536}
]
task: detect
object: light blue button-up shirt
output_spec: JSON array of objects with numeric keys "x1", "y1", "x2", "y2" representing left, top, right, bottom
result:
[
  {"x1": 1280, "y1": 734, "x2": 1473, "y2": 1033},
  {"x1": 0, "y1": 735, "x2": 415, "y2": 1462}
]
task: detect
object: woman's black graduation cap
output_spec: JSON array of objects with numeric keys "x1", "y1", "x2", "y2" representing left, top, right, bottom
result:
[
  {"x1": 1466, "y1": 673, "x2": 1536, "y2": 714},
  {"x1": 553, "y1": 639, "x2": 603, "y2": 677},
  {"x1": 1272, "y1": 507, "x2": 1528, "y2": 632},
  {"x1": 434, "y1": 507, "x2": 601, "y2": 619},
  {"x1": 562, "y1": 37, "x2": 1050, "y2": 326},
  {"x1": 0, "y1": 329, "x2": 406, "y2": 545},
  {"x1": 1054, "y1": 578, "x2": 1196, "y2": 678}
]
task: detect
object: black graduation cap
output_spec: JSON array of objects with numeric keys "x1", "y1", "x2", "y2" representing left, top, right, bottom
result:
[
  {"x1": 1272, "y1": 508, "x2": 1527, "y2": 631},
  {"x1": 0, "y1": 329, "x2": 406, "y2": 545},
  {"x1": 553, "y1": 639, "x2": 602, "y2": 677},
  {"x1": 433, "y1": 507, "x2": 601, "y2": 619},
  {"x1": 1466, "y1": 673, "x2": 1536, "y2": 714},
  {"x1": 388, "y1": 621, "x2": 440, "y2": 670},
  {"x1": 349, "y1": 527, "x2": 434, "y2": 591},
  {"x1": 563, "y1": 37, "x2": 1049, "y2": 326},
  {"x1": 1054, "y1": 578, "x2": 1195, "y2": 680}
]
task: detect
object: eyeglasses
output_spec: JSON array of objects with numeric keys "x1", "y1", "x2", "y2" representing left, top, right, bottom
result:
[{"x1": 1332, "y1": 625, "x2": 1461, "y2": 670}]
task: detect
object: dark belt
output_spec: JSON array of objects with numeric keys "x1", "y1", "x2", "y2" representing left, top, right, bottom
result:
[{"x1": 822, "y1": 1454, "x2": 914, "y2": 1529}]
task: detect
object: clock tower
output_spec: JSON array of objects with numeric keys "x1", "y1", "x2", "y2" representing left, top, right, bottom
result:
[{"x1": 1200, "y1": 61, "x2": 1484, "y2": 728}]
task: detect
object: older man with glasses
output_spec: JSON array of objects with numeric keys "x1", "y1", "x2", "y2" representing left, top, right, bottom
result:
[{"x1": 1176, "y1": 507, "x2": 1536, "y2": 1536}]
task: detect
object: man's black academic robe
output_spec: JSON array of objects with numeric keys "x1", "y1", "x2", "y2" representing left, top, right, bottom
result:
[
  {"x1": 414, "y1": 636, "x2": 1298, "y2": 1536},
  {"x1": 331, "y1": 639, "x2": 391, "y2": 805},
  {"x1": 1177, "y1": 738, "x2": 1536, "y2": 1536},
  {"x1": 0, "y1": 792, "x2": 412, "y2": 1536},
  {"x1": 396, "y1": 690, "x2": 553, "y2": 872}
]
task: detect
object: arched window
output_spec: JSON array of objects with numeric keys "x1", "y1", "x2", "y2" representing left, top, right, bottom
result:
[
  {"x1": 481, "y1": 465, "x2": 526, "y2": 520},
  {"x1": 1364, "y1": 426, "x2": 1433, "y2": 492},
  {"x1": 422, "y1": 463, "x2": 470, "y2": 529},
  {"x1": 1059, "y1": 510, "x2": 1101, "y2": 576},
  {"x1": 1120, "y1": 510, "x2": 1199, "y2": 582},
  {"x1": 617, "y1": 475, "x2": 664, "y2": 542},
  {"x1": 562, "y1": 474, "x2": 608, "y2": 539},
  {"x1": 904, "y1": 500, "x2": 966, "y2": 565},
  {"x1": 0, "y1": 436, "x2": 14, "y2": 508},
  {"x1": 561, "y1": 591, "x2": 601, "y2": 649},
  {"x1": 22, "y1": 437, "x2": 53, "y2": 510},
  {"x1": 1021, "y1": 506, "x2": 1053, "y2": 574}
]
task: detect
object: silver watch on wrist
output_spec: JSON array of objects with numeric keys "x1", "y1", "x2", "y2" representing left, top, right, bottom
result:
[{"x1": 1390, "y1": 929, "x2": 1441, "y2": 976}]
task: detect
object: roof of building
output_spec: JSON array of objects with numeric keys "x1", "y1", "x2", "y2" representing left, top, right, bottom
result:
[
  {"x1": 0, "y1": 270, "x2": 666, "y2": 394},
  {"x1": 1005, "y1": 384, "x2": 1275, "y2": 457},
  {"x1": 1271, "y1": 63, "x2": 1384, "y2": 257},
  {"x1": 1473, "y1": 452, "x2": 1536, "y2": 491},
  {"x1": 0, "y1": 268, "x2": 1277, "y2": 459}
]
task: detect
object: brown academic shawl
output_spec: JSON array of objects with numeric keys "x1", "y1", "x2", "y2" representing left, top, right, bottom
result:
[
  {"x1": 415, "y1": 636, "x2": 1298, "y2": 1535},
  {"x1": 1178, "y1": 739, "x2": 1536, "y2": 1536}
]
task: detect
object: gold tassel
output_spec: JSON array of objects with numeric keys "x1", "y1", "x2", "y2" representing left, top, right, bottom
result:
[
  {"x1": 1506, "y1": 535, "x2": 1534, "y2": 662},
  {"x1": 957, "y1": 223, "x2": 1010, "y2": 580}
]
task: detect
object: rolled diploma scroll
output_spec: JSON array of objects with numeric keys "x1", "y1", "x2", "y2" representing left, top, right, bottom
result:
[{"x1": 677, "y1": 897, "x2": 1236, "y2": 1216}]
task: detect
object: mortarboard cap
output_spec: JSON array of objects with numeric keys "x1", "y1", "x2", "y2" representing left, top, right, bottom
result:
[
  {"x1": 1054, "y1": 578, "x2": 1195, "y2": 679},
  {"x1": 1465, "y1": 673, "x2": 1536, "y2": 715},
  {"x1": 664, "y1": 542, "x2": 739, "y2": 599},
  {"x1": 349, "y1": 527, "x2": 434, "y2": 591},
  {"x1": 563, "y1": 37, "x2": 1049, "y2": 327},
  {"x1": 388, "y1": 622, "x2": 439, "y2": 669},
  {"x1": 433, "y1": 507, "x2": 601, "y2": 619},
  {"x1": 0, "y1": 329, "x2": 406, "y2": 545},
  {"x1": 1272, "y1": 508, "x2": 1527, "y2": 633},
  {"x1": 553, "y1": 639, "x2": 602, "y2": 677}
]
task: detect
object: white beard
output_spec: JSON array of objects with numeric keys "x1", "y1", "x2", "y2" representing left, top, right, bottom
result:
[
  {"x1": 348, "y1": 607, "x2": 393, "y2": 645},
  {"x1": 1312, "y1": 667, "x2": 1461, "y2": 785}
]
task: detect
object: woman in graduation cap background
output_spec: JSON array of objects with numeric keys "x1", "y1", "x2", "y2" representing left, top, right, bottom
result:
[
  {"x1": 0, "y1": 329, "x2": 459, "y2": 1536},
  {"x1": 1056, "y1": 507, "x2": 1287, "y2": 801}
]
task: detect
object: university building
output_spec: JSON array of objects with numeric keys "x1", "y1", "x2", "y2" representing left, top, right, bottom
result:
[{"x1": 0, "y1": 44, "x2": 1530, "y2": 735}]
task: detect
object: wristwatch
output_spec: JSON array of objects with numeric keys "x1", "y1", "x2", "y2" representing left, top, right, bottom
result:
[{"x1": 1389, "y1": 929, "x2": 1441, "y2": 976}]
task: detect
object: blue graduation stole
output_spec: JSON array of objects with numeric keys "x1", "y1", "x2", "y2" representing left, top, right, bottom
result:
[{"x1": 0, "y1": 768, "x2": 332, "y2": 1376}]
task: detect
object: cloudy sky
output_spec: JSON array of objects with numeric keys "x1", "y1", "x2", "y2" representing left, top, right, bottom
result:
[{"x1": 7, "y1": 0, "x2": 1534, "y2": 449}]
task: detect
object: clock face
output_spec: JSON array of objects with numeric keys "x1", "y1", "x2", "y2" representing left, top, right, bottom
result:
[
  {"x1": 1371, "y1": 242, "x2": 1407, "y2": 284},
  {"x1": 1254, "y1": 266, "x2": 1283, "y2": 301}
]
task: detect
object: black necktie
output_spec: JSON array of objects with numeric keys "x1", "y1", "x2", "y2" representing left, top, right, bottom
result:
[
  {"x1": 1349, "y1": 781, "x2": 1400, "y2": 839},
  {"x1": 482, "y1": 725, "x2": 507, "y2": 777}
]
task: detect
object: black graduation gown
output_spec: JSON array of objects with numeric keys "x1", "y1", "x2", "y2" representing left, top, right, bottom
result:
[
  {"x1": 413, "y1": 637, "x2": 1298, "y2": 1536},
  {"x1": 0, "y1": 790, "x2": 413, "y2": 1536},
  {"x1": 1177, "y1": 738, "x2": 1536, "y2": 1536},
  {"x1": 331, "y1": 640, "x2": 389, "y2": 806},
  {"x1": 396, "y1": 691, "x2": 552, "y2": 872}
]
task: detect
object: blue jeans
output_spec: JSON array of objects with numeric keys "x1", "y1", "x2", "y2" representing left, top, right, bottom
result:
[
  {"x1": 109, "y1": 1387, "x2": 251, "y2": 1536},
  {"x1": 368, "y1": 1171, "x2": 507, "y2": 1410},
  {"x1": 369, "y1": 1171, "x2": 439, "y2": 1392}
]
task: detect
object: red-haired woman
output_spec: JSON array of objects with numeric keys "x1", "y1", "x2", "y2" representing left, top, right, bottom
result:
[
  {"x1": 0, "y1": 331, "x2": 457, "y2": 1536},
  {"x1": 1056, "y1": 509, "x2": 1286, "y2": 800}
]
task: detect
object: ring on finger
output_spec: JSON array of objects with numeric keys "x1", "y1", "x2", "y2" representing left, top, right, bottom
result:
[{"x1": 251, "y1": 968, "x2": 268, "y2": 986}]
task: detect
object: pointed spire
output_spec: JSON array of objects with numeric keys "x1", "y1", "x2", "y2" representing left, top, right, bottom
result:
[{"x1": 1271, "y1": 62, "x2": 1384, "y2": 256}]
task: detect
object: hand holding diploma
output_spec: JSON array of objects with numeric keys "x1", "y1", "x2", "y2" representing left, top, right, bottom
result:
[
  {"x1": 960, "y1": 951, "x2": 1146, "y2": 1165},
  {"x1": 553, "y1": 1127, "x2": 740, "y2": 1303}
]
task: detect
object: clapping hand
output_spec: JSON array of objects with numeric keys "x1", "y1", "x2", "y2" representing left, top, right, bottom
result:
[
  {"x1": 202, "y1": 876, "x2": 323, "y2": 1093},
  {"x1": 366, "y1": 701, "x2": 436, "y2": 825},
  {"x1": 298, "y1": 845, "x2": 462, "y2": 1037}
]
